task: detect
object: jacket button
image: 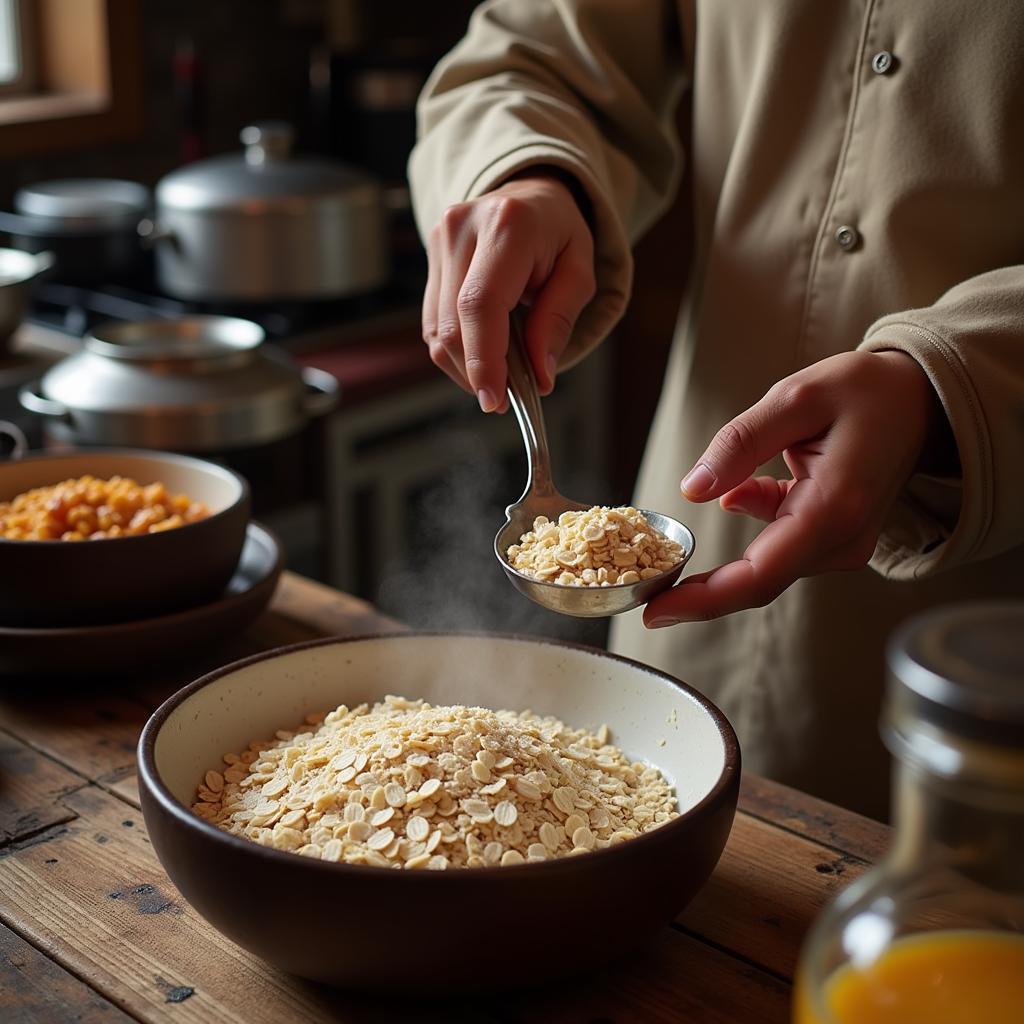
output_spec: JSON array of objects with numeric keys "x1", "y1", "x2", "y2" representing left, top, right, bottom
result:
[
  {"x1": 835, "y1": 225, "x2": 860, "y2": 251},
  {"x1": 871, "y1": 50, "x2": 894, "y2": 74}
]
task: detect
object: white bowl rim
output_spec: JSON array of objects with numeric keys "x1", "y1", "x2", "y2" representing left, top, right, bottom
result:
[
  {"x1": 0, "y1": 447, "x2": 248, "y2": 546},
  {"x1": 138, "y1": 631, "x2": 741, "y2": 882}
]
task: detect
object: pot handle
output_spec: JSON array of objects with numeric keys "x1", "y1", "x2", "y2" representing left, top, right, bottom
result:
[
  {"x1": 300, "y1": 367, "x2": 339, "y2": 418},
  {"x1": 0, "y1": 420, "x2": 29, "y2": 461},
  {"x1": 137, "y1": 218, "x2": 176, "y2": 248},
  {"x1": 19, "y1": 382, "x2": 72, "y2": 423},
  {"x1": 0, "y1": 210, "x2": 45, "y2": 236},
  {"x1": 30, "y1": 251, "x2": 56, "y2": 278}
]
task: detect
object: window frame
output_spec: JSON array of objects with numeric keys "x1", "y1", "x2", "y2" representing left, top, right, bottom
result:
[
  {"x1": 0, "y1": 0, "x2": 142, "y2": 157},
  {"x1": 0, "y1": 0, "x2": 37, "y2": 97}
]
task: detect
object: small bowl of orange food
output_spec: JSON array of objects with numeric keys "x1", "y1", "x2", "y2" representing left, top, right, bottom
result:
[{"x1": 0, "y1": 449, "x2": 249, "y2": 627}]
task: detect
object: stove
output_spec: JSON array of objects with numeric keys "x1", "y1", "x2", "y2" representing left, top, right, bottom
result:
[{"x1": 27, "y1": 275, "x2": 425, "y2": 351}]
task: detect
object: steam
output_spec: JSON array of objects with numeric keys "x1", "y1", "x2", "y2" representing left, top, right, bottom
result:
[{"x1": 374, "y1": 426, "x2": 608, "y2": 649}]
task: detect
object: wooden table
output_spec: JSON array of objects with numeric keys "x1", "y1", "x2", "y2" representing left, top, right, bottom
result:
[{"x1": 0, "y1": 573, "x2": 890, "y2": 1023}]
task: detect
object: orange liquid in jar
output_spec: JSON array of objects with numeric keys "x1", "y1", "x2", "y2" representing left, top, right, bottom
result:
[{"x1": 795, "y1": 930, "x2": 1024, "y2": 1024}]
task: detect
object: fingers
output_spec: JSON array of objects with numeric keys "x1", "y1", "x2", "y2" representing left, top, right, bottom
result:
[
  {"x1": 422, "y1": 228, "x2": 468, "y2": 391},
  {"x1": 457, "y1": 213, "x2": 535, "y2": 411},
  {"x1": 681, "y1": 377, "x2": 830, "y2": 502},
  {"x1": 719, "y1": 476, "x2": 795, "y2": 522},
  {"x1": 524, "y1": 237, "x2": 596, "y2": 394},
  {"x1": 422, "y1": 225, "x2": 440, "y2": 346},
  {"x1": 436, "y1": 216, "x2": 478, "y2": 390},
  {"x1": 644, "y1": 476, "x2": 830, "y2": 626},
  {"x1": 422, "y1": 176, "x2": 595, "y2": 413}
]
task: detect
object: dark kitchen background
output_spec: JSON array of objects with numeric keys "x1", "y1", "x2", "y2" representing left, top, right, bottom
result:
[{"x1": 0, "y1": 0, "x2": 689, "y2": 648}]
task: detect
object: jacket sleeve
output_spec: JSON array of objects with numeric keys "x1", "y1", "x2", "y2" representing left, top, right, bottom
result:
[
  {"x1": 408, "y1": 0, "x2": 688, "y2": 367},
  {"x1": 858, "y1": 265, "x2": 1024, "y2": 579}
]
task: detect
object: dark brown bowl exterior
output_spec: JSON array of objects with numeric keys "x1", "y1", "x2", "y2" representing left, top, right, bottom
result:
[
  {"x1": 0, "y1": 522, "x2": 283, "y2": 676},
  {"x1": 138, "y1": 635, "x2": 741, "y2": 991},
  {"x1": 0, "y1": 449, "x2": 250, "y2": 627}
]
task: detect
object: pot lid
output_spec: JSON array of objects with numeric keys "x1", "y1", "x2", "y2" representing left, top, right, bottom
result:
[
  {"x1": 30, "y1": 315, "x2": 327, "y2": 450},
  {"x1": 84, "y1": 315, "x2": 265, "y2": 362},
  {"x1": 156, "y1": 122, "x2": 378, "y2": 213},
  {"x1": 14, "y1": 179, "x2": 150, "y2": 227}
]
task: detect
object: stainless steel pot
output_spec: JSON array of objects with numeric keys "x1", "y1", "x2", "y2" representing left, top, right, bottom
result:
[
  {"x1": 0, "y1": 248, "x2": 54, "y2": 354},
  {"x1": 0, "y1": 179, "x2": 150, "y2": 284},
  {"x1": 19, "y1": 316, "x2": 339, "y2": 452},
  {"x1": 142, "y1": 123, "x2": 389, "y2": 302}
]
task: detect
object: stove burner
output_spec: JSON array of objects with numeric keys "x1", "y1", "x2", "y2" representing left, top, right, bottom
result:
[{"x1": 28, "y1": 278, "x2": 422, "y2": 346}]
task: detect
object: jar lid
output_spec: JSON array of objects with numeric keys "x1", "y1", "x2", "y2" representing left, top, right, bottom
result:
[
  {"x1": 155, "y1": 122, "x2": 377, "y2": 213},
  {"x1": 886, "y1": 602, "x2": 1024, "y2": 749}
]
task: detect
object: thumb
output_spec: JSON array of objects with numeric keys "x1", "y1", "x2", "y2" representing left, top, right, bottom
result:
[{"x1": 681, "y1": 382, "x2": 829, "y2": 501}]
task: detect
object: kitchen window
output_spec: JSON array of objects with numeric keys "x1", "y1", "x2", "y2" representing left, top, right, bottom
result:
[
  {"x1": 0, "y1": 0, "x2": 34, "y2": 96},
  {"x1": 0, "y1": 0, "x2": 142, "y2": 155}
]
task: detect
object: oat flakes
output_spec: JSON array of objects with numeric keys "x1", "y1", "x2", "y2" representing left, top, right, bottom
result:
[
  {"x1": 194, "y1": 696, "x2": 679, "y2": 870},
  {"x1": 507, "y1": 506, "x2": 685, "y2": 587}
]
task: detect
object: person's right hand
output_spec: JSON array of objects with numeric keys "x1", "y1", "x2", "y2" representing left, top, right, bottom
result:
[{"x1": 422, "y1": 171, "x2": 596, "y2": 412}]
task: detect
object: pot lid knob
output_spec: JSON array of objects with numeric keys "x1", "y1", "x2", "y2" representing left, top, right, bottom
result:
[{"x1": 241, "y1": 122, "x2": 294, "y2": 166}]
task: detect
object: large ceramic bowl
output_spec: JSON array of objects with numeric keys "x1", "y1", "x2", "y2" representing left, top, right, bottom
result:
[
  {"x1": 138, "y1": 634, "x2": 740, "y2": 990},
  {"x1": 0, "y1": 449, "x2": 249, "y2": 626}
]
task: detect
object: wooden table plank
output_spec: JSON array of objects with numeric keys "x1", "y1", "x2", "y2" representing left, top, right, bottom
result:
[
  {"x1": 267, "y1": 573, "x2": 403, "y2": 639},
  {"x1": 0, "y1": 786, "x2": 498, "y2": 1024},
  {"x1": 500, "y1": 931, "x2": 789, "y2": 1024},
  {"x1": 1, "y1": 922, "x2": 137, "y2": 1024},
  {"x1": 677, "y1": 813, "x2": 867, "y2": 981},
  {"x1": 0, "y1": 694, "x2": 149, "y2": 783},
  {"x1": 739, "y1": 774, "x2": 890, "y2": 864},
  {"x1": 0, "y1": 733, "x2": 85, "y2": 846}
]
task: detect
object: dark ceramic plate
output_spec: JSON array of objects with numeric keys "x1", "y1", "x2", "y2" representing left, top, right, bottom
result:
[
  {"x1": 139, "y1": 633, "x2": 740, "y2": 991},
  {"x1": 0, "y1": 521, "x2": 282, "y2": 676}
]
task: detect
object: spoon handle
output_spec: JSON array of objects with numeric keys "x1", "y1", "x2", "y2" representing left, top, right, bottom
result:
[{"x1": 505, "y1": 308, "x2": 557, "y2": 499}]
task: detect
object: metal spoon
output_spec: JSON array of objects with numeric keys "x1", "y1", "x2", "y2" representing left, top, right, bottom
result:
[{"x1": 493, "y1": 312, "x2": 695, "y2": 618}]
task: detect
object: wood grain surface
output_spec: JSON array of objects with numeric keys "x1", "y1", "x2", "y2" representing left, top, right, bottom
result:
[{"x1": 0, "y1": 571, "x2": 889, "y2": 1023}]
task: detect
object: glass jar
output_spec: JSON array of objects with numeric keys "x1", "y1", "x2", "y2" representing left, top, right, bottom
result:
[{"x1": 795, "y1": 601, "x2": 1024, "y2": 1024}]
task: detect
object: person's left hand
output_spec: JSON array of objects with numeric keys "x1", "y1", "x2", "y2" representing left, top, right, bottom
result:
[{"x1": 644, "y1": 350, "x2": 941, "y2": 627}]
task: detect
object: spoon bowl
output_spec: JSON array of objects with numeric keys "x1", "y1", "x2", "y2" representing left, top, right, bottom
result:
[
  {"x1": 494, "y1": 312, "x2": 695, "y2": 618},
  {"x1": 495, "y1": 508, "x2": 694, "y2": 617}
]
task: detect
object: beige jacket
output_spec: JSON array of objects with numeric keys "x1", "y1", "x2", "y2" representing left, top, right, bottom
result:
[{"x1": 409, "y1": 0, "x2": 1024, "y2": 818}]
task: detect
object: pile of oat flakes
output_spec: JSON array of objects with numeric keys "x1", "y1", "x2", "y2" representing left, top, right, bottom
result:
[
  {"x1": 507, "y1": 506, "x2": 685, "y2": 587},
  {"x1": 193, "y1": 696, "x2": 678, "y2": 870}
]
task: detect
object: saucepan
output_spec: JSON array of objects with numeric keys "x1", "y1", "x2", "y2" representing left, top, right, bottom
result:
[
  {"x1": 19, "y1": 315, "x2": 339, "y2": 452},
  {"x1": 0, "y1": 248, "x2": 55, "y2": 355},
  {"x1": 0, "y1": 179, "x2": 151, "y2": 284},
  {"x1": 140, "y1": 122, "x2": 389, "y2": 302}
]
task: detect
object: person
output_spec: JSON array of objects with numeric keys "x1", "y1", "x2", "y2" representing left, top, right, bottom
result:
[{"x1": 408, "y1": 0, "x2": 1024, "y2": 818}]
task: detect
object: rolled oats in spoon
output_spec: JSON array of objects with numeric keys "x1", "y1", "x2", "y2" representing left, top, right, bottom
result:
[{"x1": 507, "y1": 505, "x2": 686, "y2": 588}]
